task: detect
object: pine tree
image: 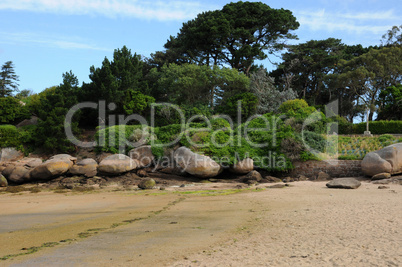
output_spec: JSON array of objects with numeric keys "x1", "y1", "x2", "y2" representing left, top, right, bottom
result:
[{"x1": 0, "y1": 61, "x2": 19, "y2": 97}]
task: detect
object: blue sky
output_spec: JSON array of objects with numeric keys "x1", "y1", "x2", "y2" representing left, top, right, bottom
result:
[{"x1": 0, "y1": 0, "x2": 401, "y2": 94}]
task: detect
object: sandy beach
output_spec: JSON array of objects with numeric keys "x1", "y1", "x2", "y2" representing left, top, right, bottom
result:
[{"x1": 0, "y1": 181, "x2": 401, "y2": 266}]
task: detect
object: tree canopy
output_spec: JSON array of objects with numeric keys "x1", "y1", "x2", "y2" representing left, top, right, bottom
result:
[{"x1": 163, "y1": 1, "x2": 299, "y2": 75}]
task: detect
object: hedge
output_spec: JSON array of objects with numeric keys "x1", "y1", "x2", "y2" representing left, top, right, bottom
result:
[{"x1": 339, "y1": 120, "x2": 402, "y2": 134}]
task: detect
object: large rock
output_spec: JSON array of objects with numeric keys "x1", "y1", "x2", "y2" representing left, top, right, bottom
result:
[
  {"x1": 69, "y1": 158, "x2": 98, "y2": 177},
  {"x1": 98, "y1": 154, "x2": 138, "y2": 175},
  {"x1": 129, "y1": 145, "x2": 155, "y2": 167},
  {"x1": 362, "y1": 143, "x2": 402, "y2": 177},
  {"x1": 30, "y1": 154, "x2": 76, "y2": 180},
  {"x1": 2, "y1": 158, "x2": 42, "y2": 183},
  {"x1": 174, "y1": 147, "x2": 221, "y2": 178},
  {"x1": 0, "y1": 148, "x2": 24, "y2": 162},
  {"x1": 326, "y1": 178, "x2": 361, "y2": 189},
  {"x1": 0, "y1": 174, "x2": 7, "y2": 187},
  {"x1": 16, "y1": 116, "x2": 38, "y2": 128},
  {"x1": 138, "y1": 178, "x2": 156, "y2": 189},
  {"x1": 371, "y1": 172, "x2": 391, "y2": 180},
  {"x1": 245, "y1": 170, "x2": 263, "y2": 182},
  {"x1": 229, "y1": 158, "x2": 254, "y2": 174}
]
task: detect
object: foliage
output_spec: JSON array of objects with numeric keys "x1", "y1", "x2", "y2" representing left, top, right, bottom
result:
[
  {"x1": 279, "y1": 99, "x2": 315, "y2": 119},
  {"x1": 26, "y1": 71, "x2": 81, "y2": 153},
  {"x1": 338, "y1": 120, "x2": 402, "y2": 134},
  {"x1": 381, "y1": 25, "x2": 402, "y2": 47},
  {"x1": 80, "y1": 46, "x2": 149, "y2": 125},
  {"x1": 302, "y1": 131, "x2": 327, "y2": 153},
  {"x1": 164, "y1": 1, "x2": 299, "y2": 75},
  {"x1": 0, "y1": 97, "x2": 30, "y2": 124},
  {"x1": 337, "y1": 135, "x2": 399, "y2": 160},
  {"x1": 250, "y1": 68, "x2": 296, "y2": 114},
  {"x1": 150, "y1": 63, "x2": 249, "y2": 107},
  {"x1": 216, "y1": 92, "x2": 258, "y2": 121},
  {"x1": 95, "y1": 125, "x2": 153, "y2": 154},
  {"x1": 0, "y1": 61, "x2": 19, "y2": 97},
  {"x1": 330, "y1": 46, "x2": 402, "y2": 121},
  {"x1": 0, "y1": 125, "x2": 20, "y2": 148},
  {"x1": 377, "y1": 85, "x2": 402, "y2": 120},
  {"x1": 123, "y1": 90, "x2": 155, "y2": 115},
  {"x1": 270, "y1": 39, "x2": 373, "y2": 121}
]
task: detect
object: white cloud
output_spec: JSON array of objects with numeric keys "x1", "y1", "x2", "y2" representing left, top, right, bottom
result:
[
  {"x1": 0, "y1": 31, "x2": 110, "y2": 51},
  {"x1": 295, "y1": 9, "x2": 398, "y2": 35},
  {"x1": 0, "y1": 0, "x2": 208, "y2": 21}
]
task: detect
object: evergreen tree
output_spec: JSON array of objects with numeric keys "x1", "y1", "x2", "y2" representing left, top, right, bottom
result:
[{"x1": 0, "y1": 61, "x2": 19, "y2": 97}]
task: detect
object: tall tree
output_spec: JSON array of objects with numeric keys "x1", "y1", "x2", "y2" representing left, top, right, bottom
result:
[
  {"x1": 376, "y1": 85, "x2": 402, "y2": 120},
  {"x1": 150, "y1": 63, "x2": 249, "y2": 107},
  {"x1": 332, "y1": 46, "x2": 402, "y2": 121},
  {"x1": 271, "y1": 39, "x2": 372, "y2": 121},
  {"x1": 0, "y1": 61, "x2": 19, "y2": 97},
  {"x1": 82, "y1": 46, "x2": 147, "y2": 105},
  {"x1": 381, "y1": 25, "x2": 402, "y2": 47},
  {"x1": 163, "y1": 1, "x2": 299, "y2": 75},
  {"x1": 272, "y1": 39, "x2": 357, "y2": 104},
  {"x1": 250, "y1": 68, "x2": 296, "y2": 114},
  {"x1": 80, "y1": 46, "x2": 149, "y2": 125}
]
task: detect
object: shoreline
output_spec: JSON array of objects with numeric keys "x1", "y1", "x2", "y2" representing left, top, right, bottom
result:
[{"x1": 1, "y1": 181, "x2": 401, "y2": 266}]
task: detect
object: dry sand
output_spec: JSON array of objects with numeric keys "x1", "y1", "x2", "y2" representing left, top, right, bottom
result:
[{"x1": 0, "y1": 181, "x2": 401, "y2": 266}]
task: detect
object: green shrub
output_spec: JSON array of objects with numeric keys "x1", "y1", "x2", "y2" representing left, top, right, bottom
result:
[
  {"x1": 279, "y1": 99, "x2": 316, "y2": 119},
  {"x1": 0, "y1": 97, "x2": 31, "y2": 124},
  {"x1": 216, "y1": 92, "x2": 258, "y2": 121},
  {"x1": 377, "y1": 134, "x2": 395, "y2": 142},
  {"x1": 302, "y1": 131, "x2": 326, "y2": 153},
  {"x1": 95, "y1": 125, "x2": 154, "y2": 153},
  {"x1": 0, "y1": 125, "x2": 20, "y2": 148}
]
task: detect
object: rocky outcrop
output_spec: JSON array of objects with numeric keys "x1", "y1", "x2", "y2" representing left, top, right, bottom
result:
[
  {"x1": 173, "y1": 147, "x2": 221, "y2": 178},
  {"x1": 362, "y1": 143, "x2": 402, "y2": 177},
  {"x1": 229, "y1": 158, "x2": 253, "y2": 174},
  {"x1": 129, "y1": 145, "x2": 155, "y2": 167},
  {"x1": 69, "y1": 158, "x2": 98, "y2": 177},
  {"x1": 326, "y1": 178, "x2": 361, "y2": 189},
  {"x1": 98, "y1": 154, "x2": 138, "y2": 175},
  {"x1": 0, "y1": 148, "x2": 24, "y2": 162},
  {"x1": 30, "y1": 154, "x2": 76, "y2": 180},
  {"x1": 2, "y1": 158, "x2": 42, "y2": 183}
]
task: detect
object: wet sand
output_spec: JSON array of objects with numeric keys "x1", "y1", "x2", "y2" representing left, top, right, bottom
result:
[{"x1": 1, "y1": 181, "x2": 401, "y2": 266}]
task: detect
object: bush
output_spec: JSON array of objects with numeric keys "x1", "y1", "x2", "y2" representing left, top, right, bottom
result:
[
  {"x1": 95, "y1": 125, "x2": 154, "y2": 153},
  {"x1": 302, "y1": 131, "x2": 327, "y2": 153},
  {"x1": 279, "y1": 99, "x2": 315, "y2": 119},
  {"x1": 216, "y1": 92, "x2": 258, "y2": 121},
  {"x1": 0, "y1": 125, "x2": 20, "y2": 148},
  {"x1": 377, "y1": 134, "x2": 395, "y2": 142},
  {"x1": 0, "y1": 97, "x2": 31, "y2": 124}
]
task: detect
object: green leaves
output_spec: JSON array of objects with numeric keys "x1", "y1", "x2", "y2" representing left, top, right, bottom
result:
[{"x1": 164, "y1": 2, "x2": 299, "y2": 75}]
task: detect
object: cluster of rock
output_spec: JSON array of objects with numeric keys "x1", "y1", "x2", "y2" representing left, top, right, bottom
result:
[
  {"x1": 324, "y1": 143, "x2": 402, "y2": 189},
  {"x1": 0, "y1": 145, "x2": 255, "y2": 189},
  {"x1": 1, "y1": 142, "x2": 401, "y2": 190},
  {"x1": 361, "y1": 143, "x2": 402, "y2": 179}
]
